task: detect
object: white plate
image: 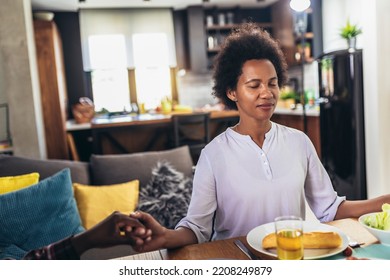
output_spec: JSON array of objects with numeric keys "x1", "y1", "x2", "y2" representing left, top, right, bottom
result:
[{"x1": 246, "y1": 221, "x2": 349, "y2": 260}]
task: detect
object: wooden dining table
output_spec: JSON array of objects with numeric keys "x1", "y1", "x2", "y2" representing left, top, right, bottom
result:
[{"x1": 116, "y1": 218, "x2": 379, "y2": 260}]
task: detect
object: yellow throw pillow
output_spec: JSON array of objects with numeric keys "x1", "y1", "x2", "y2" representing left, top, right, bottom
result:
[
  {"x1": 73, "y1": 180, "x2": 139, "y2": 230},
  {"x1": 0, "y1": 173, "x2": 40, "y2": 195}
]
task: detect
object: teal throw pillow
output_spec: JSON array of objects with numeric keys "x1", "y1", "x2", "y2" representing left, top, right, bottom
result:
[{"x1": 0, "y1": 168, "x2": 85, "y2": 259}]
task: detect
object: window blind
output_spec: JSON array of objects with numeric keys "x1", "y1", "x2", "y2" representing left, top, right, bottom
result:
[{"x1": 79, "y1": 8, "x2": 177, "y2": 71}]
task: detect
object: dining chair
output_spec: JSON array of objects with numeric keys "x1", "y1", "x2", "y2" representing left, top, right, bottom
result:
[{"x1": 171, "y1": 112, "x2": 210, "y2": 164}]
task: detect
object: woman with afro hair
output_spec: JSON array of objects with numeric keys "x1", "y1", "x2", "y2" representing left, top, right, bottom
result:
[{"x1": 131, "y1": 23, "x2": 390, "y2": 252}]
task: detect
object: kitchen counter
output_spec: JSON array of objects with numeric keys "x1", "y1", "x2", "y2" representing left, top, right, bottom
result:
[
  {"x1": 274, "y1": 106, "x2": 320, "y2": 117},
  {"x1": 66, "y1": 108, "x2": 321, "y2": 159},
  {"x1": 66, "y1": 107, "x2": 319, "y2": 132}
]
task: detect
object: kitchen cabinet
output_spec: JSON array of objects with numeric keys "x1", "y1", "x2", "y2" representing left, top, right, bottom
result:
[
  {"x1": 177, "y1": 6, "x2": 276, "y2": 73},
  {"x1": 204, "y1": 7, "x2": 274, "y2": 69},
  {"x1": 175, "y1": 1, "x2": 322, "y2": 73},
  {"x1": 33, "y1": 19, "x2": 69, "y2": 160}
]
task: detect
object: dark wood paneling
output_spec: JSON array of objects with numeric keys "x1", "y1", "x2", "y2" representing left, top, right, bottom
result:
[{"x1": 33, "y1": 20, "x2": 69, "y2": 159}]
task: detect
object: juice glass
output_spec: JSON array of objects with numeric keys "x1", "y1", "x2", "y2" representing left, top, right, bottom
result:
[{"x1": 274, "y1": 216, "x2": 304, "y2": 260}]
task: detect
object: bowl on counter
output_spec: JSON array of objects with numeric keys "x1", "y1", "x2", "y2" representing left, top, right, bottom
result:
[
  {"x1": 33, "y1": 12, "x2": 54, "y2": 21},
  {"x1": 358, "y1": 213, "x2": 390, "y2": 246}
]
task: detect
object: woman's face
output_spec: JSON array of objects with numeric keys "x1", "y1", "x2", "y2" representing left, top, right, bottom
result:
[{"x1": 228, "y1": 59, "x2": 279, "y2": 122}]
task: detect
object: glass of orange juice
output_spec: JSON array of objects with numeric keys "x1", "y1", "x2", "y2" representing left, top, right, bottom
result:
[{"x1": 274, "y1": 216, "x2": 304, "y2": 260}]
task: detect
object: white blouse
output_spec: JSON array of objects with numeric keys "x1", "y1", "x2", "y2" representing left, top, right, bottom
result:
[{"x1": 176, "y1": 122, "x2": 345, "y2": 243}]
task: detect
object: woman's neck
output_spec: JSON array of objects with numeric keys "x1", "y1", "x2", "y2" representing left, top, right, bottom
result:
[{"x1": 233, "y1": 120, "x2": 272, "y2": 148}]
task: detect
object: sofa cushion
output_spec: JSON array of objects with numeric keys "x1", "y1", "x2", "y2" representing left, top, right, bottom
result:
[
  {"x1": 73, "y1": 180, "x2": 139, "y2": 230},
  {"x1": 0, "y1": 172, "x2": 40, "y2": 194},
  {"x1": 0, "y1": 168, "x2": 84, "y2": 260},
  {"x1": 0, "y1": 154, "x2": 90, "y2": 184},
  {"x1": 90, "y1": 146, "x2": 193, "y2": 187},
  {"x1": 137, "y1": 161, "x2": 193, "y2": 229}
]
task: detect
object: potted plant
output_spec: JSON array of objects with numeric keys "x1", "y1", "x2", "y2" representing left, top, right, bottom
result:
[
  {"x1": 339, "y1": 19, "x2": 362, "y2": 50},
  {"x1": 279, "y1": 90, "x2": 298, "y2": 109}
]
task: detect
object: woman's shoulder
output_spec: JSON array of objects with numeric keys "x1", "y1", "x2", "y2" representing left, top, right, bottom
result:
[
  {"x1": 272, "y1": 122, "x2": 311, "y2": 143},
  {"x1": 273, "y1": 122, "x2": 306, "y2": 136},
  {"x1": 272, "y1": 122, "x2": 316, "y2": 154},
  {"x1": 205, "y1": 128, "x2": 231, "y2": 147},
  {"x1": 202, "y1": 128, "x2": 238, "y2": 153}
]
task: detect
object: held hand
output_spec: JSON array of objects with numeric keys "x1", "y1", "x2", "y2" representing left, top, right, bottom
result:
[
  {"x1": 130, "y1": 210, "x2": 168, "y2": 252},
  {"x1": 71, "y1": 211, "x2": 152, "y2": 256}
]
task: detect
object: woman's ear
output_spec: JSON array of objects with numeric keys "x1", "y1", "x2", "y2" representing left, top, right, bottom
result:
[{"x1": 227, "y1": 90, "x2": 237, "y2": 102}]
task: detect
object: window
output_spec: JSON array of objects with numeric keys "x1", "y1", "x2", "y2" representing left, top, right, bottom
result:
[
  {"x1": 133, "y1": 33, "x2": 172, "y2": 110},
  {"x1": 88, "y1": 35, "x2": 130, "y2": 112},
  {"x1": 80, "y1": 9, "x2": 177, "y2": 113}
]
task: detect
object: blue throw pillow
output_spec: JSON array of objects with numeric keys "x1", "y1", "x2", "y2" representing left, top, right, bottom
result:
[{"x1": 0, "y1": 168, "x2": 85, "y2": 259}]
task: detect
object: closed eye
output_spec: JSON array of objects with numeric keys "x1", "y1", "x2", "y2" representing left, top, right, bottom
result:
[{"x1": 247, "y1": 82, "x2": 260, "y2": 89}]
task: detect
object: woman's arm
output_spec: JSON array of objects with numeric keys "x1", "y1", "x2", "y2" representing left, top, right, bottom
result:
[{"x1": 335, "y1": 194, "x2": 390, "y2": 220}]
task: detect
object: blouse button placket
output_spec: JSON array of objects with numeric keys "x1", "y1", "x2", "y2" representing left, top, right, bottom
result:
[{"x1": 261, "y1": 151, "x2": 272, "y2": 180}]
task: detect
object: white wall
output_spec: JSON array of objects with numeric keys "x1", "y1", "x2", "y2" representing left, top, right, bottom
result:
[
  {"x1": 363, "y1": 0, "x2": 390, "y2": 198},
  {"x1": 322, "y1": 0, "x2": 364, "y2": 52},
  {"x1": 322, "y1": 0, "x2": 390, "y2": 198}
]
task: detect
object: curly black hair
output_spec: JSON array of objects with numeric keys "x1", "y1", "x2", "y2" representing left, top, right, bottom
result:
[{"x1": 212, "y1": 23, "x2": 288, "y2": 110}]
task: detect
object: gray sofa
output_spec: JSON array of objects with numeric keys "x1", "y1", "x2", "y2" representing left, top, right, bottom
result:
[{"x1": 0, "y1": 146, "x2": 194, "y2": 259}]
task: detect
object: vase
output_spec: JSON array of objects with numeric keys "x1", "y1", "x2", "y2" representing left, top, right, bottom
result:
[{"x1": 347, "y1": 37, "x2": 357, "y2": 52}]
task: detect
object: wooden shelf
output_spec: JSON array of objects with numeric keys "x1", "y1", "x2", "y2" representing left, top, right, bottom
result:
[
  {"x1": 206, "y1": 24, "x2": 236, "y2": 31},
  {"x1": 206, "y1": 22, "x2": 273, "y2": 31},
  {"x1": 204, "y1": 7, "x2": 275, "y2": 70},
  {"x1": 295, "y1": 32, "x2": 314, "y2": 41}
]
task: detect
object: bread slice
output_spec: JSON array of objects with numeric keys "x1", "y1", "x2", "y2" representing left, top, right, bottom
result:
[{"x1": 262, "y1": 231, "x2": 342, "y2": 249}]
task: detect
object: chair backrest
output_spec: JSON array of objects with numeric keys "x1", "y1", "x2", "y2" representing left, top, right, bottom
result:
[{"x1": 171, "y1": 112, "x2": 210, "y2": 163}]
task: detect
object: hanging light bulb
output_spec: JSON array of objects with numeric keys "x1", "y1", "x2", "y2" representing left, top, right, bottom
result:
[{"x1": 290, "y1": 0, "x2": 311, "y2": 12}]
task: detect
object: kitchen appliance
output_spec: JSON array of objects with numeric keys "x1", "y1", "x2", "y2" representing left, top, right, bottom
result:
[{"x1": 317, "y1": 49, "x2": 367, "y2": 200}]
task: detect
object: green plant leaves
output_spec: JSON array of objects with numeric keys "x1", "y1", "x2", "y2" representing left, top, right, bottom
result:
[{"x1": 340, "y1": 19, "x2": 362, "y2": 39}]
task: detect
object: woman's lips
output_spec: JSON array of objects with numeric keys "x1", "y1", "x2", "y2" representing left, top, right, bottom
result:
[{"x1": 257, "y1": 103, "x2": 274, "y2": 109}]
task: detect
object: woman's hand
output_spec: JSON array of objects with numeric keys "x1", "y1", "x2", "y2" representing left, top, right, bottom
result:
[
  {"x1": 130, "y1": 211, "x2": 168, "y2": 252},
  {"x1": 130, "y1": 210, "x2": 198, "y2": 252},
  {"x1": 71, "y1": 211, "x2": 152, "y2": 256}
]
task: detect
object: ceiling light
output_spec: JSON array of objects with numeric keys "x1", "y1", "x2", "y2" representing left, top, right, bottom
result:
[{"x1": 290, "y1": 0, "x2": 311, "y2": 12}]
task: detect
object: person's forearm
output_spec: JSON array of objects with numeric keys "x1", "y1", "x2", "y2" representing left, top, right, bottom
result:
[
  {"x1": 164, "y1": 227, "x2": 198, "y2": 249},
  {"x1": 335, "y1": 195, "x2": 390, "y2": 220},
  {"x1": 70, "y1": 231, "x2": 92, "y2": 257}
]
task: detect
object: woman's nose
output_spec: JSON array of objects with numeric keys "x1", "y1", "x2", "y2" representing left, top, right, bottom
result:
[{"x1": 259, "y1": 86, "x2": 273, "y2": 99}]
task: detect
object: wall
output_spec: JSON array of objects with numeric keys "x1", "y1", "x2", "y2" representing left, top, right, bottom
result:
[
  {"x1": 362, "y1": 0, "x2": 390, "y2": 198},
  {"x1": 176, "y1": 72, "x2": 216, "y2": 109},
  {"x1": 322, "y1": 0, "x2": 390, "y2": 198},
  {"x1": 322, "y1": 0, "x2": 363, "y2": 52},
  {"x1": 0, "y1": 0, "x2": 46, "y2": 158}
]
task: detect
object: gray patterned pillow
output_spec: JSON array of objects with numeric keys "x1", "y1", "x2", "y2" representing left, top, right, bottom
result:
[{"x1": 137, "y1": 161, "x2": 193, "y2": 229}]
